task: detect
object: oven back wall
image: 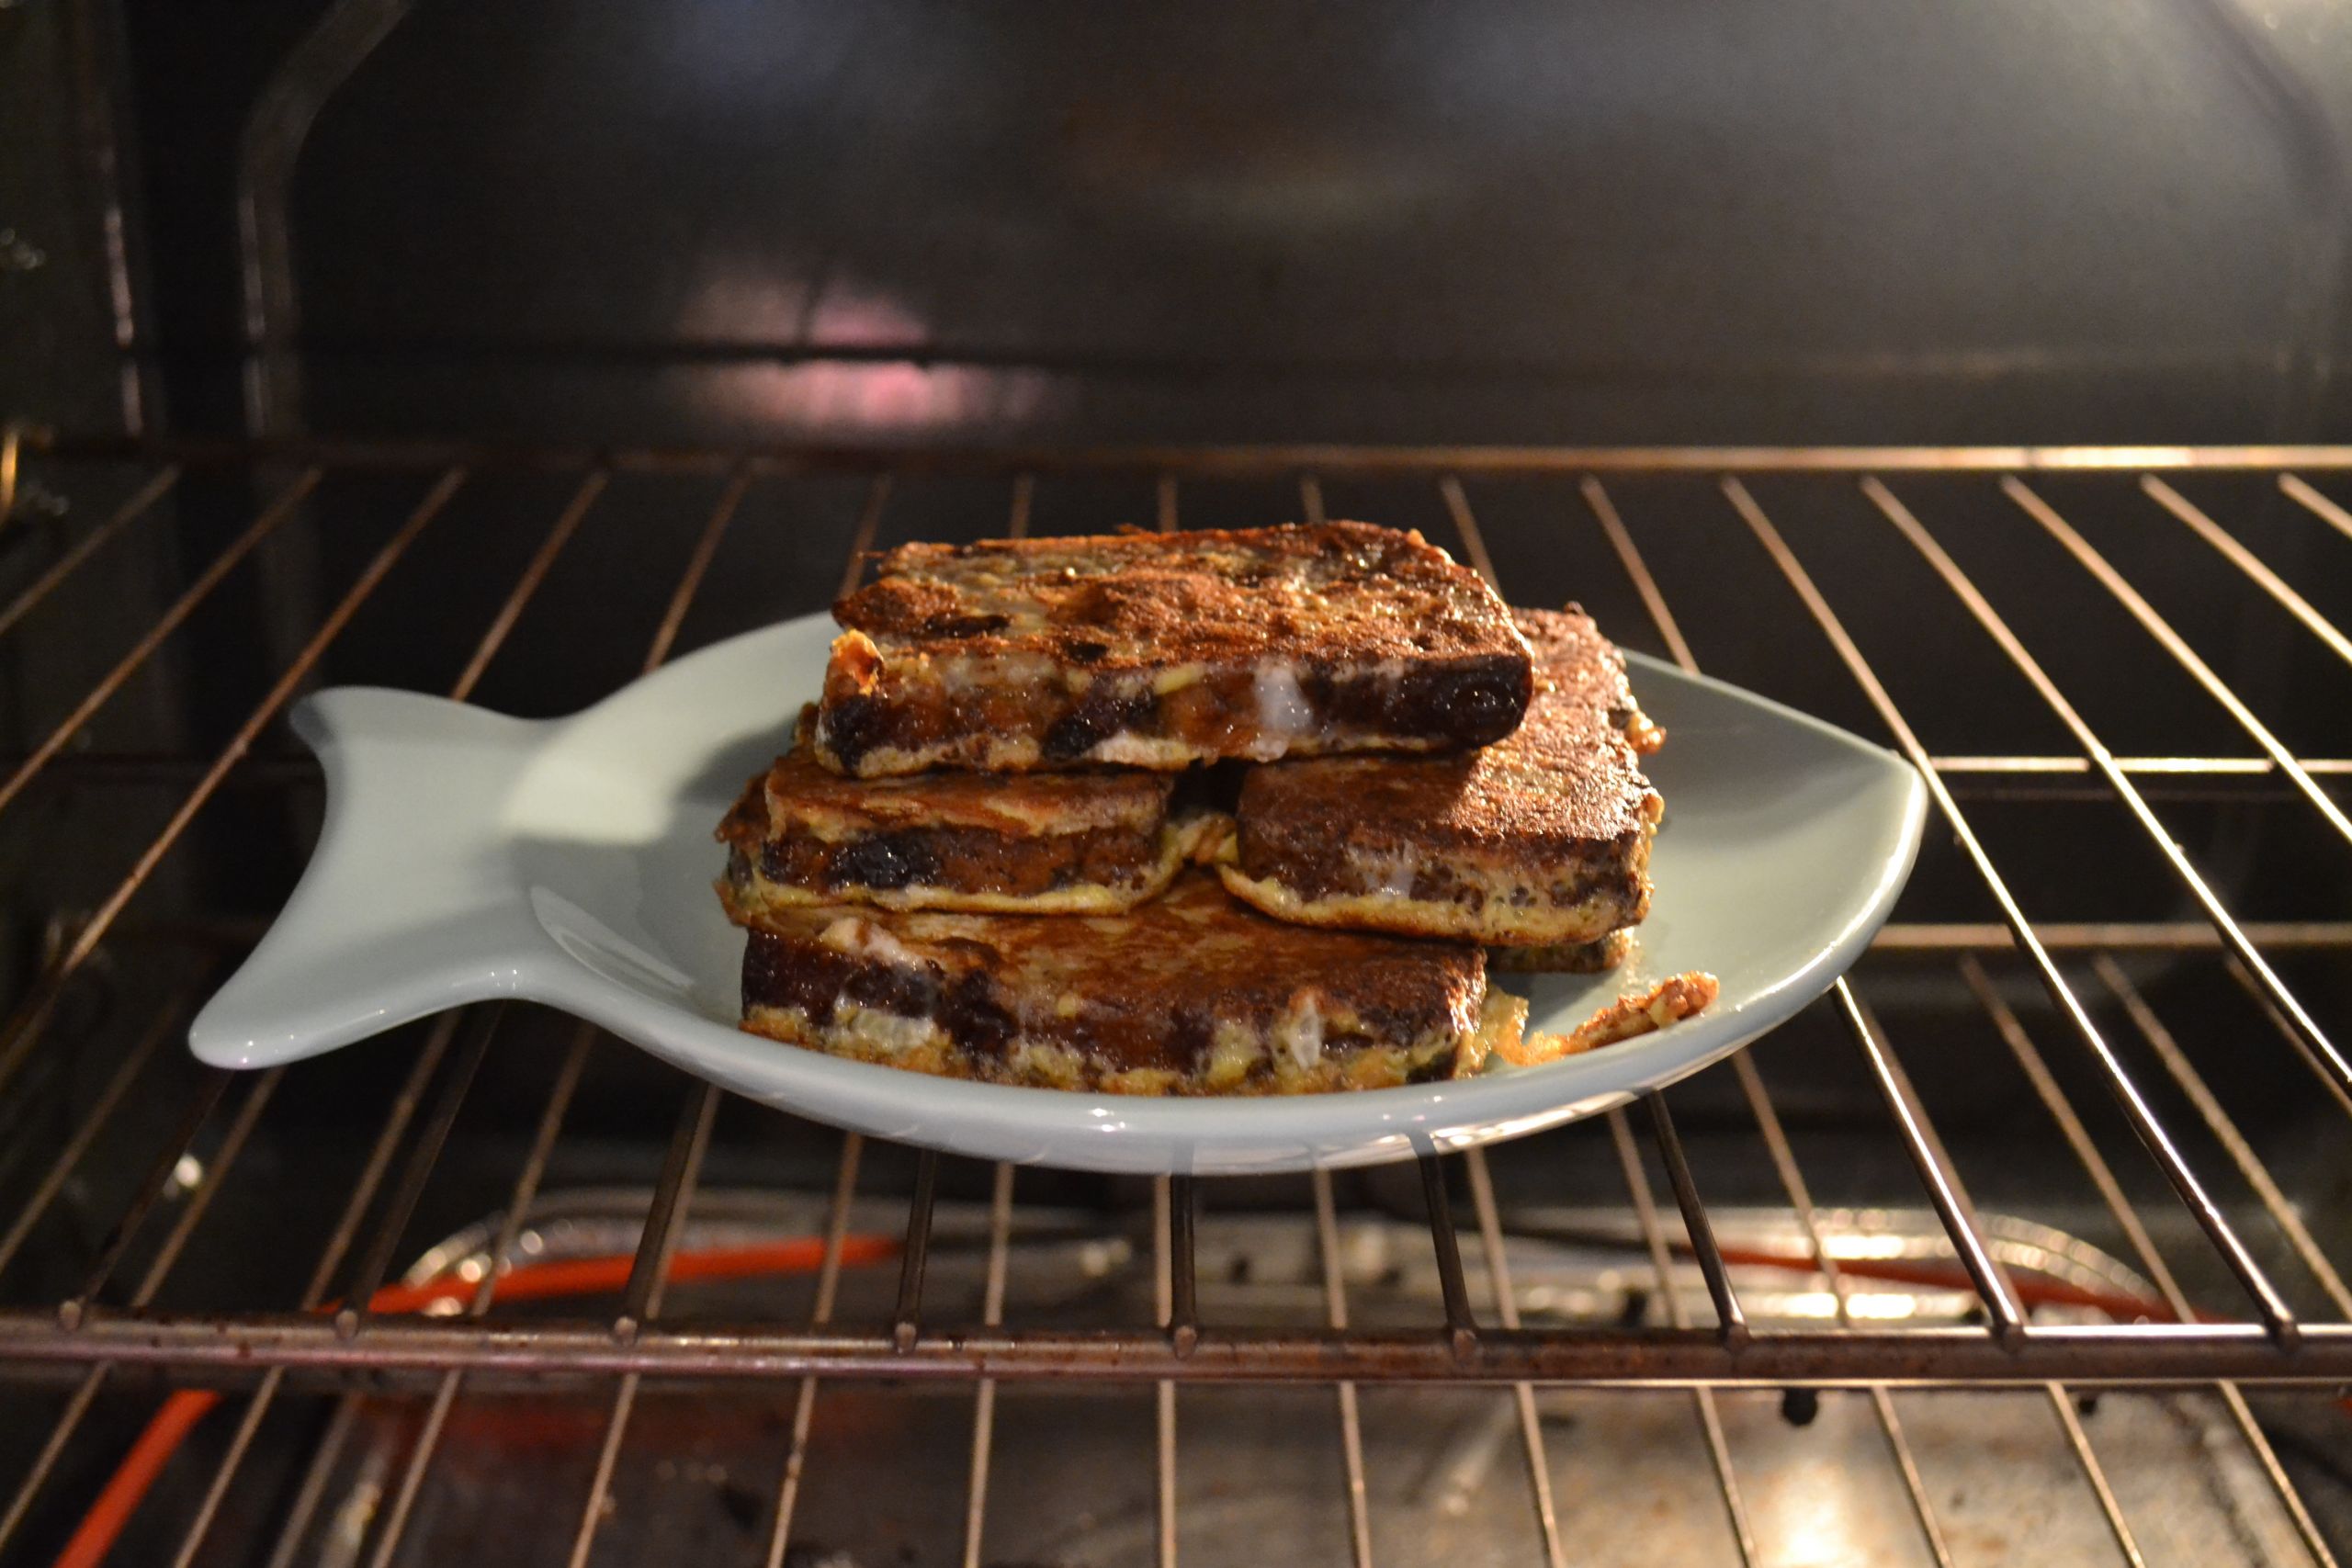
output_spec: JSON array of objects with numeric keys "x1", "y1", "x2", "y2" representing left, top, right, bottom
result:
[{"x1": 108, "y1": 0, "x2": 2352, "y2": 448}]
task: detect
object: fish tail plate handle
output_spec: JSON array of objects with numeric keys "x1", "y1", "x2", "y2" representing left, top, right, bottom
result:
[{"x1": 188, "y1": 688, "x2": 555, "y2": 1069}]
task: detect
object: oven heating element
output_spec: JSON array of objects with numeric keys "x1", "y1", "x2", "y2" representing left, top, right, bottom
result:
[{"x1": 0, "y1": 430, "x2": 2348, "y2": 1567}]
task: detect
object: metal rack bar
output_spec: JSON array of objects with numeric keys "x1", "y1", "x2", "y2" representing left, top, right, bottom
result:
[
  {"x1": 615, "y1": 1083, "x2": 723, "y2": 1337},
  {"x1": 1580, "y1": 469, "x2": 1966, "y2": 1568},
  {"x1": 1461, "y1": 1150, "x2": 1569, "y2": 1568},
  {"x1": 1932, "y1": 755, "x2": 2352, "y2": 775},
  {"x1": 960, "y1": 1161, "x2": 1016, "y2": 1568},
  {"x1": 1602, "y1": 1111, "x2": 1759, "y2": 1565},
  {"x1": 567, "y1": 1081, "x2": 719, "y2": 1568},
  {"x1": 62, "y1": 1067, "x2": 237, "y2": 1318},
  {"x1": 334, "y1": 1010, "x2": 497, "y2": 1336},
  {"x1": 0, "y1": 1365, "x2": 107, "y2": 1555},
  {"x1": 1418, "y1": 1156, "x2": 1479, "y2": 1359},
  {"x1": 2278, "y1": 470, "x2": 2352, "y2": 542},
  {"x1": 1583, "y1": 470, "x2": 1958, "y2": 1565},
  {"x1": 0, "y1": 466, "x2": 322, "y2": 823},
  {"x1": 1436, "y1": 476, "x2": 1499, "y2": 584},
  {"x1": 2222, "y1": 960, "x2": 2352, "y2": 1124},
  {"x1": 47, "y1": 430, "x2": 2352, "y2": 476},
  {"x1": 1006, "y1": 472, "x2": 1035, "y2": 537},
  {"x1": 957, "y1": 468, "x2": 1035, "y2": 1568},
  {"x1": 761, "y1": 1132, "x2": 864, "y2": 1568},
  {"x1": 449, "y1": 470, "x2": 608, "y2": 697},
  {"x1": 1876, "y1": 921, "x2": 2352, "y2": 952},
  {"x1": 1167, "y1": 1176, "x2": 1199, "y2": 1356},
  {"x1": 364, "y1": 1021, "x2": 597, "y2": 1568},
  {"x1": 893, "y1": 1148, "x2": 941, "y2": 1352},
  {"x1": 1728, "y1": 477, "x2": 2279, "y2": 1340},
  {"x1": 262, "y1": 1395, "x2": 366, "y2": 1568},
  {"x1": 1450, "y1": 479, "x2": 1749, "y2": 1564},
  {"x1": 560, "y1": 464, "x2": 754, "y2": 1562},
  {"x1": 2143, "y1": 477, "x2": 2352, "y2": 670},
  {"x1": 1730, "y1": 1055, "x2": 1959, "y2": 1568},
  {"x1": 0, "y1": 465, "x2": 459, "y2": 1102},
  {"x1": 116, "y1": 468, "x2": 616, "y2": 1546},
  {"x1": 1152, "y1": 1172, "x2": 1179, "y2": 1568},
  {"x1": 0, "y1": 986, "x2": 186, "y2": 1280},
  {"x1": 0, "y1": 463, "x2": 179, "y2": 642},
  {"x1": 1859, "y1": 477, "x2": 2311, "y2": 1334},
  {"x1": 2047, "y1": 1387, "x2": 2149, "y2": 1567},
  {"x1": 1845, "y1": 984, "x2": 2029, "y2": 1339},
  {"x1": 1964, "y1": 958, "x2": 2340, "y2": 1568},
  {"x1": 1643, "y1": 1098, "x2": 1747, "y2": 1349},
  {"x1": 1147, "y1": 488, "x2": 1182, "y2": 1566},
  {"x1": 837, "y1": 474, "x2": 893, "y2": 598},
  {"x1": 15, "y1": 1314, "x2": 2352, "y2": 1384},
  {"x1": 0, "y1": 1057, "x2": 279, "y2": 1558},
  {"x1": 1308, "y1": 1168, "x2": 1374, "y2": 1568},
  {"x1": 763, "y1": 491, "x2": 899, "y2": 1567},
  {"x1": 153, "y1": 1022, "x2": 455, "y2": 1568},
  {"x1": 2093, "y1": 960, "x2": 2352, "y2": 1318},
  {"x1": 2002, "y1": 480, "x2": 2352, "y2": 851}
]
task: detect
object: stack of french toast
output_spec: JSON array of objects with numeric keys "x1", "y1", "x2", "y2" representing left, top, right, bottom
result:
[{"x1": 716, "y1": 521, "x2": 1711, "y2": 1096}]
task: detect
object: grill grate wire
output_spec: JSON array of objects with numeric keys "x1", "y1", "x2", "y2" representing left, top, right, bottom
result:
[{"x1": 0, "y1": 432, "x2": 2346, "y2": 1563}]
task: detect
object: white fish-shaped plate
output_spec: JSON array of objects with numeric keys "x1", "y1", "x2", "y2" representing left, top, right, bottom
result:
[{"x1": 190, "y1": 612, "x2": 1926, "y2": 1174}]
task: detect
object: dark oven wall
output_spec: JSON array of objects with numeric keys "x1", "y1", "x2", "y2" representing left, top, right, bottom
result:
[
  {"x1": 88, "y1": 0, "x2": 2352, "y2": 450},
  {"x1": 2, "y1": 4, "x2": 2348, "y2": 1240}
]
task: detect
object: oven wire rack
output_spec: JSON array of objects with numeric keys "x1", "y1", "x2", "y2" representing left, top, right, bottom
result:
[{"x1": 0, "y1": 429, "x2": 2349, "y2": 1566}]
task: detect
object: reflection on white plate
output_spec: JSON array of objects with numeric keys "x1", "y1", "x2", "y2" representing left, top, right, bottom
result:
[{"x1": 189, "y1": 614, "x2": 1926, "y2": 1174}]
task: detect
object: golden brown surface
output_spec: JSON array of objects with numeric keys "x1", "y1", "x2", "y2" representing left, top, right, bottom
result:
[
  {"x1": 813, "y1": 522, "x2": 1534, "y2": 775},
  {"x1": 1225, "y1": 605, "x2": 1661, "y2": 945},
  {"x1": 1512, "y1": 605, "x2": 1661, "y2": 754},
  {"x1": 1488, "y1": 928, "x2": 1634, "y2": 975},
  {"x1": 758, "y1": 724, "x2": 1173, "y2": 838},
  {"x1": 837, "y1": 522, "x2": 1527, "y2": 671},
  {"x1": 716, "y1": 731, "x2": 1187, "y2": 912},
  {"x1": 732, "y1": 871, "x2": 1499, "y2": 1094},
  {"x1": 1491, "y1": 973, "x2": 1719, "y2": 1066}
]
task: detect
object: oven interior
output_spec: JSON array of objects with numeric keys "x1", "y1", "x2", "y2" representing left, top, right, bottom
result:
[{"x1": 4, "y1": 5, "x2": 2352, "y2": 1565}]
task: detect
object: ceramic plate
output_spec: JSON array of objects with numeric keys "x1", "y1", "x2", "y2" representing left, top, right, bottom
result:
[{"x1": 189, "y1": 613, "x2": 1926, "y2": 1173}]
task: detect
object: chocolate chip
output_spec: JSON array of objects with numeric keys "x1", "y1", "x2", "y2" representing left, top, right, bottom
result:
[
  {"x1": 833, "y1": 832, "x2": 938, "y2": 890},
  {"x1": 843, "y1": 957, "x2": 938, "y2": 1015},
  {"x1": 818, "y1": 696, "x2": 887, "y2": 767},
  {"x1": 941, "y1": 972, "x2": 1016, "y2": 1055},
  {"x1": 922, "y1": 612, "x2": 1011, "y2": 637},
  {"x1": 1042, "y1": 689, "x2": 1154, "y2": 761},
  {"x1": 1445, "y1": 671, "x2": 1527, "y2": 740}
]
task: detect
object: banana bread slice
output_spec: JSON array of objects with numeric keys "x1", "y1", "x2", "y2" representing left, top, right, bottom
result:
[
  {"x1": 718, "y1": 717, "x2": 1216, "y2": 915},
  {"x1": 1220, "y1": 606, "x2": 1662, "y2": 949},
  {"x1": 812, "y1": 522, "x2": 1532, "y2": 777},
  {"x1": 729, "y1": 871, "x2": 1528, "y2": 1095}
]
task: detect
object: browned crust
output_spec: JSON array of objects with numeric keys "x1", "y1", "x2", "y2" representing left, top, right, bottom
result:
[
  {"x1": 757, "y1": 714, "x2": 1173, "y2": 837},
  {"x1": 717, "y1": 723, "x2": 1182, "y2": 910},
  {"x1": 1227, "y1": 604, "x2": 1662, "y2": 944},
  {"x1": 730, "y1": 871, "x2": 1497, "y2": 1094},
  {"x1": 1512, "y1": 605, "x2": 1662, "y2": 754},
  {"x1": 813, "y1": 523, "x2": 1533, "y2": 775},
  {"x1": 836, "y1": 522, "x2": 1526, "y2": 670},
  {"x1": 1490, "y1": 972, "x2": 1719, "y2": 1067},
  {"x1": 1488, "y1": 928, "x2": 1634, "y2": 975}
]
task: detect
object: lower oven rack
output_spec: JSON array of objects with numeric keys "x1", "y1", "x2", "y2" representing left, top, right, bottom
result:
[{"x1": 0, "y1": 430, "x2": 2348, "y2": 1566}]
